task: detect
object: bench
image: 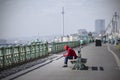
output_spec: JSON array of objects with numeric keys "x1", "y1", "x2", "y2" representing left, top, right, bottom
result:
[{"x1": 69, "y1": 48, "x2": 87, "y2": 70}]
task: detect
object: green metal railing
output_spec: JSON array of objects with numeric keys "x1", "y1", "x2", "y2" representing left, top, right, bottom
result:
[
  {"x1": 0, "y1": 42, "x2": 48, "y2": 69},
  {"x1": 51, "y1": 41, "x2": 80, "y2": 53},
  {"x1": 0, "y1": 41, "x2": 80, "y2": 69}
]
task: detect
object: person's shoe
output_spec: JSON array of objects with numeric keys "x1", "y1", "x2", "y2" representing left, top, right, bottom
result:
[
  {"x1": 70, "y1": 60, "x2": 76, "y2": 64},
  {"x1": 62, "y1": 64, "x2": 68, "y2": 67},
  {"x1": 70, "y1": 61, "x2": 74, "y2": 64}
]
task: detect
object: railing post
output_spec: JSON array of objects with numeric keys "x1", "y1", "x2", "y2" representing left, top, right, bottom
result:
[
  {"x1": 18, "y1": 46, "x2": 21, "y2": 63},
  {"x1": 51, "y1": 42, "x2": 54, "y2": 54},
  {"x1": 45, "y1": 42, "x2": 48, "y2": 55},
  {"x1": 11, "y1": 46, "x2": 14, "y2": 65},
  {"x1": 39, "y1": 43, "x2": 42, "y2": 57},
  {"x1": 2, "y1": 47, "x2": 5, "y2": 68},
  {"x1": 30, "y1": 45, "x2": 32, "y2": 60},
  {"x1": 41, "y1": 43, "x2": 43, "y2": 56},
  {"x1": 24, "y1": 45, "x2": 27, "y2": 62},
  {"x1": 34, "y1": 43, "x2": 37, "y2": 59},
  {"x1": 0, "y1": 48, "x2": 2, "y2": 68}
]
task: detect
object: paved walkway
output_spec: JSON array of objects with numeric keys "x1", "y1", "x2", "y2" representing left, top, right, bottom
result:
[
  {"x1": 1, "y1": 43, "x2": 120, "y2": 80},
  {"x1": 0, "y1": 54, "x2": 59, "y2": 79},
  {"x1": 109, "y1": 44, "x2": 120, "y2": 59}
]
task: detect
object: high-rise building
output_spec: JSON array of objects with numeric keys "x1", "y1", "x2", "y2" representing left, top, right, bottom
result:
[{"x1": 95, "y1": 19, "x2": 105, "y2": 35}]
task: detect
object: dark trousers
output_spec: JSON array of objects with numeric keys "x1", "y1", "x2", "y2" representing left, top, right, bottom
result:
[{"x1": 64, "y1": 56, "x2": 73, "y2": 64}]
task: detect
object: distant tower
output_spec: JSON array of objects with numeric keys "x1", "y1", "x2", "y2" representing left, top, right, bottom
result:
[
  {"x1": 95, "y1": 19, "x2": 105, "y2": 35},
  {"x1": 112, "y1": 12, "x2": 119, "y2": 33},
  {"x1": 62, "y1": 7, "x2": 65, "y2": 36}
]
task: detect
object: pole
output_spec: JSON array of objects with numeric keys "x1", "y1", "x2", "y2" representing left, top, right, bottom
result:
[
  {"x1": 62, "y1": 7, "x2": 64, "y2": 36},
  {"x1": 114, "y1": 12, "x2": 118, "y2": 33},
  {"x1": 113, "y1": 12, "x2": 119, "y2": 45}
]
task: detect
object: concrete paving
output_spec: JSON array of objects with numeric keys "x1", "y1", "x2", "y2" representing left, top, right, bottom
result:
[{"x1": 2, "y1": 43, "x2": 120, "y2": 80}]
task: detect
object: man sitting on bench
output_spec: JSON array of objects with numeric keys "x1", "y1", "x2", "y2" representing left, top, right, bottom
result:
[{"x1": 63, "y1": 45, "x2": 78, "y2": 67}]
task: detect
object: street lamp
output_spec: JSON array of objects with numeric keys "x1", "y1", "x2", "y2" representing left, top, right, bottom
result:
[{"x1": 62, "y1": 7, "x2": 65, "y2": 36}]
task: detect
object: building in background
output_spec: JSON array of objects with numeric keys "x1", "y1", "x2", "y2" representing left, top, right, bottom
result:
[
  {"x1": 54, "y1": 33, "x2": 78, "y2": 42},
  {"x1": 78, "y1": 29, "x2": 88, "y2": 36},
  {"x1": 69, "y1": 33, "x2": 78, "y2": 41},
  {"x1": 54, "y1": 36, "x2": 69, "y2": 42},
  {"x1": 78, "y1": 29, "x2": 90, "y2": 44},
  {"x1": 95, "y1": 19, "x2": 105, "y2": 35}
]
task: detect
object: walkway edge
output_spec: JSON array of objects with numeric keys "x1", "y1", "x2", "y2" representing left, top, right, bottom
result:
[
  {"x1": 1, "y1": 54, "x2": 63, "y2": 80},
  {"x1": 107, "y1": 44, "x2": 120, "y2": 70},
  {"x1": 2, "y1": 60, "x2": 53, "y2": 80}
]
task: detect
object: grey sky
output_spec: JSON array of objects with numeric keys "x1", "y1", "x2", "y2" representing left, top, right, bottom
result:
[{"x1": 0, "y1": 0, "x2": 120, "y2": 39}]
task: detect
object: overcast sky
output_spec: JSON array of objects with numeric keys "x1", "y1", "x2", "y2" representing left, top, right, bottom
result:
[{"x1": 0, "y1": 0, "x2": 120, "y2": 39}]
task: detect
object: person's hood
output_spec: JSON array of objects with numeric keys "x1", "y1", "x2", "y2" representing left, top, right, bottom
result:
[{"x1": 64, "y1": 45, "x2": 69, "y2": 50}]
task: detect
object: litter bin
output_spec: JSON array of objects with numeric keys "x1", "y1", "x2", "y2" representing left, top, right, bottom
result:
[{"x1": 95, "y1": 39, "x2": 102, "y2": 46}]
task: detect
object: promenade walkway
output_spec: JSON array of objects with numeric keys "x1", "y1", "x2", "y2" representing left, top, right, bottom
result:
[{"x1": 2, "y1": 43, "x2": 120, "y2": 80}]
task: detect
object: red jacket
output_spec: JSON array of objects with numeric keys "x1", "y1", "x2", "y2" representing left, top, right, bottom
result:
[{"x1": 63, "y1": 47, "x2": 78, "y2": 59}]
